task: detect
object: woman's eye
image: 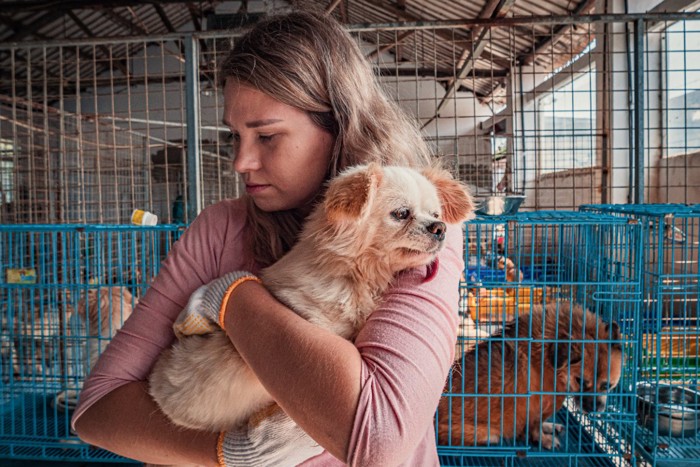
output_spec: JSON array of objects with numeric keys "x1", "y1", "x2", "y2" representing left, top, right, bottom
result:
[
  {"x1": 259, "y1": 134, "x2": 275, "y2": 142},
  {"x1": 391, "y1": 208, "x2": 411, "y2": 221},
  {"x1": 226, "y1": 132, "x2": 240, "y2": 144}
]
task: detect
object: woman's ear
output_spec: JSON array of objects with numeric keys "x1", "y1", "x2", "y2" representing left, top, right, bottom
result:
[
  {"x1": 421, "y1": 167, "x2": 475, "y2": 223},
  {"x1": 324, "y1": 163, "x2": 382, "y2": 222}
]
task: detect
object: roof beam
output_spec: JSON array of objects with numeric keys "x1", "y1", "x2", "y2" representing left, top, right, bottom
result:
[
  {"x1": 519, "y1": 0, "x2": 596, "y2": 65},
  {"x1": 187, "y1": 2, "x2": 203, "y2": 31},
  {"x1": 102, "y1": 8, "x2": 148, "y2": 35},
  {"x1": 67, "y1": 10, "x2": 130, "y2": 76},
  {"x1": 364, "y1": 0, "x2": 472, "y2": 47},
  {"x1": 4, "y1": 10, "x2": 67, "y2": 42},
  {"x1": 423, "y1": 0, "x2": 516, "y2": 129},
  {"x1": 325, "y1": 0, "x2": 343, "y2": 15},
  {"x1": 1, "y1": 0, "x2": 212, "y2": 13},
  {"x1": 365, "y1": 30, "x2": 415, "y2": 60},
  {"x1": 154, "y1": 3, "x2": 178, "y2": 33}
]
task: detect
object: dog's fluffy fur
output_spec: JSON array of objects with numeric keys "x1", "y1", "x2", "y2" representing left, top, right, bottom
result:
[
  {"x1": 78, "y1": 286, "x2": 135, "y2": 370},
  {"x1": 149, "y1": 163, "x2": 474, "y2": 431},
  {"x1": 438, "y1": 302, "x2": 623, "y2": 449}
]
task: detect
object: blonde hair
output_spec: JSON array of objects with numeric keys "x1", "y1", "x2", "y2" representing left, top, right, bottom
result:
[{"x1": 219, "y1": 11, "x2": 432, "y2": 267}]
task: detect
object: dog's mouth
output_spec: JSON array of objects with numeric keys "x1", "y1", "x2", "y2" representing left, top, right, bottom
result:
[
  {"x1": 398, "y1": 245, "x2": 441, "y2": 257},
  {"x1": 399, "y1": 247, "x2": 430, "y2": 256}
]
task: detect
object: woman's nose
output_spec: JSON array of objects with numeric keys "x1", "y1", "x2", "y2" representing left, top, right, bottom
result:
[{"x1": 233, "y1": 139, "x2": 261, "y2": 173}]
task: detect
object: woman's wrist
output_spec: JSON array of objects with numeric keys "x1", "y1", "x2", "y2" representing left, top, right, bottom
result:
[{"x1": 222, "y1": 279, "x2": 265, "y2": 336}]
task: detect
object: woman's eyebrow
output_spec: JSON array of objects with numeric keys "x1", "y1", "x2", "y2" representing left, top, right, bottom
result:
[
  {"x1": 221, "y1": 118, "x2": 283, "y2": 129},
  {"x1": 246, "y1": 119, "x2": 283, "y2": 128}
]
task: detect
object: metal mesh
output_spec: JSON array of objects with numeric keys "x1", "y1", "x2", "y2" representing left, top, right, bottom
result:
[
  {"x1": 438, "y1": 211, "x2": 640, "y2": 465},
  {"x1": 581, "y1": 203, "x2": 700, "y2": 465},
  {"x1": 0, "y1": 224, "x2": 183, "y2": 462},
  {"x1": 0, "y1": 13, "x2": 699, "y2": 224}
]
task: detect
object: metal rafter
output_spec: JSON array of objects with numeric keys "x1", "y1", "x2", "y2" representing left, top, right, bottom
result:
[
  {"x1": 153, "y1": 2, "x2": 176, "y2": 32},
  {"x1": 325, "y1": 0, "x2": 343, "y2": 15},
  {"x1": 423, "y1": 0, "x2": 516, "y2": 129},
  {"x1": 4, "y1": 10, "x2": 67, "y2": 42},
  {"x1": 187, "y1": 2, "x2": 202, "y2": 31},
  {"x1": 0, "y1": 15, "x2": 108, "y2": 88},
  {"x1": 66, "y1": 10, "x2": 130, "y2": 76},
  {"x1": 1, "y1": 0, "x2": 213, "y2": 13},
  {"x1": 364, "y1": 0, "x2": 471, "y2": 46},
  {"x1": 103, "y1": 8, "x2": 148, "y2": 35},
  {"x1": 519, "y1": 0, "x2": 596, "y2": 65},
  {"x1": 365, "y1": 29, "x2": 415, "y2": 60}
]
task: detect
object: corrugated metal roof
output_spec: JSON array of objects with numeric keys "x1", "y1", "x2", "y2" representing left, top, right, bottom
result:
[{"x1": 0, "y1": 0, "x2": 596, "y2": 104}]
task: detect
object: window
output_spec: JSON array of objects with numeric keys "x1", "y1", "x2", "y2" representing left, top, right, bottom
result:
[
  {"x1": 0, "y1": 139, "x2": 14, "y2": 204},
  {"x1": 537, "y1": 68, "x2": 596, "y2": 174},
  {"x1": 664, "y1": 18, "x2": 700, "y2": 157}
]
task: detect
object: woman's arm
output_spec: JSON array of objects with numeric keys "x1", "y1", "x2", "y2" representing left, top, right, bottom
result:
[
  {"x1": 71, "y1": 200, "x2": 249, "y2": 464},
  {"x1": 222, "y1": 282, "x2": 362, "y2": 460},
  {"x1": 224, "y1": 223, "x2": 464, "y2": 465},
  {"x1": 74, "y1": 381, "x2": 219, "y2": 466}
]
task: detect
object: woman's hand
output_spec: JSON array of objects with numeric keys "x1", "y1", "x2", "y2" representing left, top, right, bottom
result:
[{"x1": 173, "y1": 271, "x2": 260, "y2": 338}]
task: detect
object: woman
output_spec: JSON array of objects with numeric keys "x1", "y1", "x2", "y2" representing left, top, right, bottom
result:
[{"x1": 72, "y1": 11, "x2": 465, "y2": 466}]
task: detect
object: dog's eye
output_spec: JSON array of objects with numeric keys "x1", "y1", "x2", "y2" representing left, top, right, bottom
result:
[{"x1": 391, "y1": 208, "x2": 411, "y2": 221}]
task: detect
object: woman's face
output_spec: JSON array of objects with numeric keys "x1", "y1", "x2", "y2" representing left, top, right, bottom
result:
[{"x1": 223, "y1": 81, "x2": 335, "y2": 212}]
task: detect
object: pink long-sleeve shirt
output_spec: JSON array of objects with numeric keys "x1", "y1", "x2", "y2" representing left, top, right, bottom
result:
[{"x1": 71, "y1": 197, "x2": 463, "y2": 466}]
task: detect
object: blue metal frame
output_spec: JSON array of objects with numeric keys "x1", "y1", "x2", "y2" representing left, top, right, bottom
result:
[
  {"x1": 580, "y1": 204, "x2": 700, "y2": 466},
  {"x1": 438, "y1": 211, "x2": 641, "y2": 466},
  {"x1": 0, "y1": 224, "x2": 185, "y2": 463}
]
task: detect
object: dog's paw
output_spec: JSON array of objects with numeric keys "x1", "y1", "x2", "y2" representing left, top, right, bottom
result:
[
  {"x1": 532, "y1": 423, "x2": 564, "y2": 450},
  {"x1": 538, "y1": 432, "x2": 561, "y2": 450},
  {"x1": 540, "y1": 422, "x2": 565, "y2": 435}
]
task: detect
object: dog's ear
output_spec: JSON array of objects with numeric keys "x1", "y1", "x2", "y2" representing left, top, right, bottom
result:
[
  {"x1": 421, "y1": 167, "x2": 475, "y2": 223},
  {"x1": 606, "y1": 321, "x2": 622, "y2": 350},
  {"x1": 325, "y1": 163, "x2": 382, "y2": 222},
  {"x1": 552, "y1": 342, "x2": 583, "y2": 370}
]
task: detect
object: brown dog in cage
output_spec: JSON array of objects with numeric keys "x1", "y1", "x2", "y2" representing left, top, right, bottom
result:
[
  {"x1": 77, "y1": 286, "x2": 135, "y2": 370},
  {"x1": 437, "y1": 302, "x2": 623, "y2": 449}
]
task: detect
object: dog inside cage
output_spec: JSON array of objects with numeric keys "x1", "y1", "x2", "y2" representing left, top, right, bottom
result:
[
  {"x1": 439, "y1": 301, "x2": 623, "y2": 449},
  {"x1": 439, "y1": 212, "x2": 638, "y2": 460}
]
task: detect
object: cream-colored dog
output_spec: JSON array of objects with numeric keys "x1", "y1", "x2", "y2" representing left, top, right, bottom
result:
[{"x1": 149, "y1": 163, "x2": 474, "y2": 431}]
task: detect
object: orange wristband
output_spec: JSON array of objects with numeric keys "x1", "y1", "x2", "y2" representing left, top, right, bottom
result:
[
  {"x1": 216, "y1": 431, "x2": 226, "y2": 467},
  {"x1": 217, "y1": 276, "x2": 262, "y2": 328}
]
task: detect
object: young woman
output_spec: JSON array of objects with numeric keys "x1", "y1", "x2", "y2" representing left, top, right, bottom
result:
[{"x1": 72, "y1": 11, "x2": 465, "y2": 466}]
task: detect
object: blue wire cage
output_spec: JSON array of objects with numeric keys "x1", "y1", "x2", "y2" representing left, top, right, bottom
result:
[
  {"x1": 581, "y1": 204, "x2": 700, "y2": 467},
  {"x1": 0, "y1": 224, "x2": 184, "y2": 462},
  {"x1": 437, "y1": 211, "x2": 642, "y2": 467}
]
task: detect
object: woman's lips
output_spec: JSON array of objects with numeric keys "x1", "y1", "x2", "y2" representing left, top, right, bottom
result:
[{"x1": 245, "y1": 184, "x2": 270, "y2": 195}]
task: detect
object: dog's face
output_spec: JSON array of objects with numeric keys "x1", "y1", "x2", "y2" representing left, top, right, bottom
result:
[
  {"x1": 565, "y1": 321, "x2": 623, "y2": 413},
  {"x1": 323, "y1": 163, "x2": 474, "y2": 271}
]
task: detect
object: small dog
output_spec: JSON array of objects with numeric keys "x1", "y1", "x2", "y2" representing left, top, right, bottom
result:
[
  {"x1": 438, "y1": 302, "x2": 623, "y2": 449},
  {"x1": 149, "y1": 163, "x2": 474, "y2": 431}
]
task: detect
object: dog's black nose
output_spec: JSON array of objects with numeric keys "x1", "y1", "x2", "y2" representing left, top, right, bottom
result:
[{"x1": 427, "y1": 221, "x2": 446, "y2": 241}]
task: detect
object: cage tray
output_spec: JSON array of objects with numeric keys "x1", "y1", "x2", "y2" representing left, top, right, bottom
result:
[
  {"x1": 438, "y1": 410, "x2": 619, "y2": 467},
  {"x1": 0, "y1": 391, "x2": 136, "y2": 463}
]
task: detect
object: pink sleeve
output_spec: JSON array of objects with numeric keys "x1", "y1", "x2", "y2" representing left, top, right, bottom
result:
[
  {"x1": 346, "y1": 223, "x2": 463, "y2": 467},
  {"x1": 71, "y1": 200, "x2": 250, "y2": 430}
]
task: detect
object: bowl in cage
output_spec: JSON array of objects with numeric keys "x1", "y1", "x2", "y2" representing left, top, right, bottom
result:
[
  {"x1": 474, "y1": 195, "x2": 526, "y2": 216},
  {"x1": 636, "y1": 382, "x2": 700, "y2": 437}
]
